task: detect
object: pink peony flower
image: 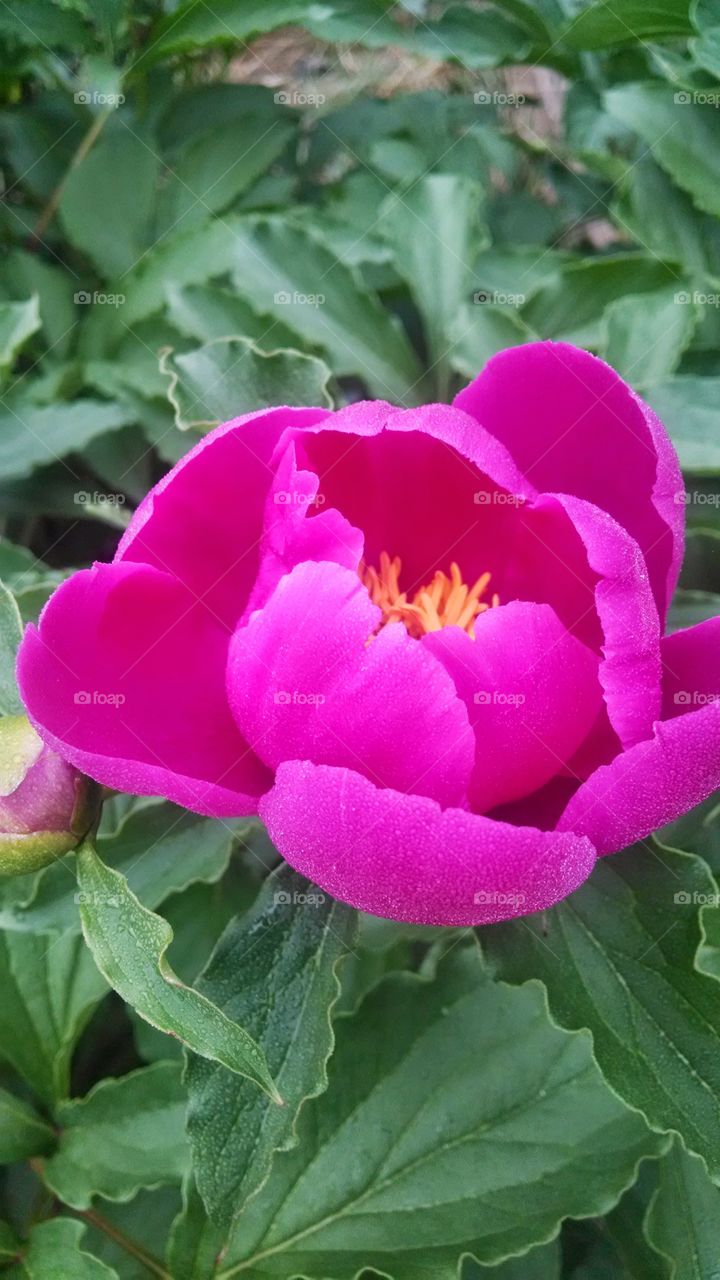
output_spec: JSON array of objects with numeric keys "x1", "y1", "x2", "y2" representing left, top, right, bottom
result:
[{"x1": 17, "y1": 342, "x2": 720, "y2": 924}]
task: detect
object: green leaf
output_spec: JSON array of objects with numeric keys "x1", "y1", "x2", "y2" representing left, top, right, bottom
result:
[
  {"x1": 3, "y1": 801, "x2": 242, "y2": 935},
  {"x1": 562, "y1": 1, "x2": 692, "y2": 48},
  {"x1": 59, "y1": 130, "x2": 160, "y2": 278},
  {"x1": 645, "y1": 1139, "x2": 720, "y2": 1279},
  {"x1": 401, "y1": 5, "x2": 536, "y2": 66},
  {"x1": 646, "y1": 377, "x2": 720, "y2": 472},
  {"x1": 317, "y1": 4, "x2": 533, "y2": 61},
  {"x1": 605, "y1": 84, "x2": 720, "y2": 220},
  {"x1": 473, "y1": 247, "x2": 573, "y2": 301},
  {"x1": 165, "y1": 283, "x2": 299, "y2": 349},
  {"x1": 0, "y1": 580, "x2": 23, "y2": 715},
  {"x1": 601, "y1": 288, "x2": 698, "y2": 389},
  {"x1": 225, "y1": 219, "x2": 424, "y2": 402},
  {"x1": 149, "y1": 0, "x2": 327, "y2": 57},
  {"x1": 0, "y1": 398, "x2": 134, "y2": 482},
  {"x1": 130, "y1": 876, "x2": 254, "y2": 1065},
  {"x1": 157, "y1": 84, "x2": 287, "y2": 147},
  {"x1": 602, "y1": 1164, "x2": 669, "y2": 1280},
  {"x1": 13, "y1": 572, "x2": 73, "y2": 624},
  {"x1": 691, "y1": 23, "x2": 720, "y2": 76},
  {"x1": 0, "y1": 552, "x2": 66, "y2": 630},
  {"x1": 1, "y1": 101, "x2": 78, "y2": 206},
  {"x1": 148, "y1": 0, "x2": 535, "y2": 64},
  {"x1": 0, "y1": 473, "x2": 131, "y2": 531},
  {"x1": 668, "y1": 588, "x2": 720, "y2": 632},
  {"x1": 130, "y1": 880, "x2": 251, "y2": 1070},
  {"x1": 123, "y1": 215, "x2": 424, "y2": 401},
  {"x1": 0, "y1": 0, "x2": 91, "y2": 47},
  {"x1": 0, "y1": 538, "x2": 37, "y2": 579},
  {"x1": 187, "y1": 864, "x2": 356, "y2": 1231},
  {"x1": 123, "y1": 220, "x2": 243, "y2": 323},
  {"x1": 19, "y1": 1218, "x2": 119, "y2": 1279},
  {"x1": 447, "y1": 302, "x2": 528, "y2": 380},
  {"x1": 44, "y1": 1062, "x2": 189, "y2": 1209},
  {"x1": 0, "y1": 1219, "x2": 21, "y2": 1260},
  {"x1": 464, "y1": 1240, "x2": 561, "y2": 1278},
  {"x1": 153, "y1": 870, "x2": 258, "y2": 988},
  {"x1": 0, "y1": 930, "x2": 107, "y2": 1103},
  {"x1": 219, "y1": 949, "x2": 663, "y2": 1277},
  {"x1": 369, "y1": 137, "x2": 427, "y2": 185},
  {"x1": 79, "y1": 1187, "x2": 182, "y2": 1279},
  {"x1": 564, "y1": 83, "x2": 633, "y2": 181},
  {"x1": 158, "y1": 117, "x2": 294, "y2": 233},
  {"x1": 695, "y1": 899, "x2": 720, "y2": 983},
  {"x1": 75, "y1": 840, "x2": 281, "y2": 1102},
  {"x1": 12, "y1": 557, "x2": 65, "y2": 618},
  {"x1": 0, "y1": 297, "x2": 40, "y2": 379},
  {"x1": 161, "y1": 337, "x2": 333, "y2": 431},
  {"x1": 614, "y1": 156, "x2": 720, "y2": 278},
  {"x1": 0, "y1": 1085, "x2": 55, "y2": 1163},
  {"x1": 2, "y1": 250, "x2": 77, "y2": 356},
  {"x1": 167, "y1": 1175, "x2": 226, "y2": 1280},
  {"x1": 483, "y1": 840, "x2": 720, "y2": 1183},
  {"x1": 379, "y1": 174, "x2": 489, "y2": 397},
  {"x1": 661, "y1": 798, "x2": 720, "y2": 878},
  {"x1": 521, "y1": 254, "x2": 677, "y2": 344}
]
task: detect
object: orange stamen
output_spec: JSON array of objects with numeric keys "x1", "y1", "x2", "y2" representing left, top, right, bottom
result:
[{"x1": 359, "y1": 554, "x2": 499, "y2": 639}]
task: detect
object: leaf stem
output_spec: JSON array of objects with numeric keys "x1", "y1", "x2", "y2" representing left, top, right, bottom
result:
[
  {"x1": 73, "y1": 1208, "x2": 171, "y2": 1280},
  {"x1": 30, "y1": 1159, "x2": 170, "y2": 1277},
  {"x1": 28, "y1": 109, "x2": 113, "y2": 248}
]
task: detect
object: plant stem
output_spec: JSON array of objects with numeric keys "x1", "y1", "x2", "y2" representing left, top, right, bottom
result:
[
  {"x1": 73, "y1": 1207, "x2": 171, "y2": 1280},
  {"x1": 28, "y1": 109, "x2": 112, "y2": 248},
  {"x1": 29, "y1": 1158, "x2": 169, "y2": 1277}
]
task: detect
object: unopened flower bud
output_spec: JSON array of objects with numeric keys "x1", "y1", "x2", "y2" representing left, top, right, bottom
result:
[{"x1": 0, "y1": 716, "x2": 95, "y2": 875}]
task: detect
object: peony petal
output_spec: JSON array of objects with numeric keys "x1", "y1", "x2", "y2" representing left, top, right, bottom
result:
[
  {"x1": 536, "y1": 493, "x2": 662, "y2": 749},
  {"x1": 17, "y1": 562, "x2": 271, "y2": 817},
  {"x1": 454, "y1": 341, "x2": 683, "y2": 617},
  {"x1": 423, "y1": 601, "x2": 602, "y2": 811},
  {"x1": 117, "y1": 405, "x2": 330, "y2": 628},
  {"x1": 285, "y1": 400, "x2": 537, "y2": 589},
  {"x1": 260, "y1": 760, "x2": 597, "y2": 925},
  {"x1": 246, "y1": 438, "x2": 364, "y2": 615},
  {"x1": 660, "y1": 614, "x2": 720, "y2": 717},
  {"x1": 282, "y1": 399, "x2": 661, "y2": 753},
  {"x1": 558, "y1": 617, "x2": 720, "y2": 852},
  {"x1": 227, "y1": 560, "x2": 474, "y2": 808}
]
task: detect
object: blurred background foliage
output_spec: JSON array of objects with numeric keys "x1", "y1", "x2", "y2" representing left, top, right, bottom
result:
[{"x1": 3, "y1": 1, "x2": 720, "y2": 1276}]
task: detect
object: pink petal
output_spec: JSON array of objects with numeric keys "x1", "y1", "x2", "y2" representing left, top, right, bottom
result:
[
  {"x1": 227, "y1": 560, "x2": 474, "y2": 808},
  {"x1": 558, "y1": 617, "x2": 720, "y2": 852},
  {"x1": 423, "y1": 601, "x2": 602, "y2": 811},
  {"x1": 454, "y1": 341, "x2": 683, "y2": 617},
  {"x1": 661, "y1": 615, "x2": 720, "y2": 717},
  {"x1": 260, "y1": 760, "x2": 597, "y2": 925},
  {"x1": 17, "y1": 562, "x2": 271, "y2": 817},
  {"x1": 281, "y1": 399, "x2": 661, "y2": 754},
  {"x1": 246, "y1": 438, "x2": 363, "y2": 616},
  {"x1": 286, "y1": 400, "x2": 536, "y2": 589},
  {"x1": 538, "y1": 493, "x2": 662, "y2": 749},
  {"x1": 116, "y1": 406, "x2": 330, "y2": 629}
]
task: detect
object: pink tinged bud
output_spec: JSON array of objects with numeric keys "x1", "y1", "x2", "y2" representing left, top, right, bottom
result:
[{"x1": 0, "y1": 716, "x2": 94, "y2": 875}]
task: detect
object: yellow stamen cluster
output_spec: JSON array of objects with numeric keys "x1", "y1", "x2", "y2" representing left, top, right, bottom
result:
[{"x1": 360, "y1": 552, "x2": 499, "y2": 639}]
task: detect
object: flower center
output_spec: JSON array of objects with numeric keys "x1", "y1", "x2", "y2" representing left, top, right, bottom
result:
[{"x1": 360, "y1": 552, "x2": 499, "y2": 639}]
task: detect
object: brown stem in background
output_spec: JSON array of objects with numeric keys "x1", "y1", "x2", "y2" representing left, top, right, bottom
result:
[
  {"x1": 28, "y1": 109, "x2": 112, "y2": 249},
  {"x1": 74, "y1": 1207, "x2": 171, "y2": 1279}
]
